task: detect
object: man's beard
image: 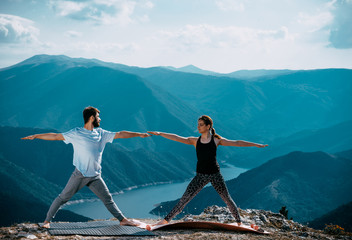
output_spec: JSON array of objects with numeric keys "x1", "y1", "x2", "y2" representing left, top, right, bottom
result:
[{"x1": 93, "y1": 117, "x2": 100, "y2": 128}]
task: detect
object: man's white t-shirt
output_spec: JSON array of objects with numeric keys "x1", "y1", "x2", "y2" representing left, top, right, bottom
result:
[{"x1": 62, "y1": 127, "x2": 116, "y2": 177}]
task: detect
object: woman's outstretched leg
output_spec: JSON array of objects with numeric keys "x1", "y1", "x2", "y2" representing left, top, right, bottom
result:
[
  {"x1": 210, "y1": 172, "x2": 241, "y2": 224},
  {"x1": 161, "y1": 174, "x2": 210, "y2": 223}
]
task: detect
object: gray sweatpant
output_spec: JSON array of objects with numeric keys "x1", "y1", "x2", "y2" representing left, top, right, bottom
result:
[{"x1": 45, "y1": 168, "x2": 125, "y2": 222}]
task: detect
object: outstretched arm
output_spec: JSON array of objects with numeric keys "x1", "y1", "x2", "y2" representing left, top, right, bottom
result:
[
  {"x1": 148, "y1": 131, "x2": 197, "y2": 146},
  {"x1": 219, "y1": 138, "x2": 268, "y2": 148},
  {"x1": 21, "y1": 133, "x2": 64, "y2": 141},
  {"x1": 114, "y1": 131, "x2": 151, "y2": 139}
]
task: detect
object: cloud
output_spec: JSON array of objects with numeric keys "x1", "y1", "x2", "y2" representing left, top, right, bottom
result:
[
  {"x1": 215, "y1": 0, "x2": 246, "y2": 12},
  {"x1": 49, "y1": 0, "x2": 153, "y2": 25},
  {"x1": 70, "y1": 41, "x2": 139, "y2": 53},
  {"x1": 0, "y1": 14, "x2": 39, "y2": 44},
  {"x1": 64, "y1": 30, "x2": 82, "y2": 38},
  {"x1": 329, "y1": 0, "x2": 352, "y2": 48},
  {"x1": 297, "y1": 11, "x2": 333, "y2": 32},
  {"x1": 158, "y1": 24, "x2": 291, "y2": 52}
]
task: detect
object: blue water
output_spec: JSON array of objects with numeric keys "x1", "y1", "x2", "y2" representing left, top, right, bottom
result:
[{"x1": 62, "y1": 165, "x2": 247, "y2": 219}]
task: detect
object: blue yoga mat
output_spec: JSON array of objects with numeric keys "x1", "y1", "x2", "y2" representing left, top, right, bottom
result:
[{"x1": 39, "y1": 220, "x2": 154, "y2": 236}]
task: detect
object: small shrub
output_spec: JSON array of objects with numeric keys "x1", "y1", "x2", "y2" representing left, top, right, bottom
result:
[
  {"x1": 324, "y1": 224, "x2": 345, "y2": 235},
  {"x1": 279, "y1": 206, "x2": 288, "y2": 219}
]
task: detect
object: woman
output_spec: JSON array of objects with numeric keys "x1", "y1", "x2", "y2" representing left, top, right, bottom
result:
[{"x1": 148, "y1": 115, "x2": 268, "y2": 226}]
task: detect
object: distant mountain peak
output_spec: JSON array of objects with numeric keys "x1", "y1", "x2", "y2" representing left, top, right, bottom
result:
[
  {"x1": 178, "y1": 64, "x2": 201, "y2": 70},
  {"x1": 161, "y1": 64, "x2": 221, "y2": 76}
]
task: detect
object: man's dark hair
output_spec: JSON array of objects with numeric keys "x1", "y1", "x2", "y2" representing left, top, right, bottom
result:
[{"x1": 83, "y1": 106, "x2": 100, "y2": 124}]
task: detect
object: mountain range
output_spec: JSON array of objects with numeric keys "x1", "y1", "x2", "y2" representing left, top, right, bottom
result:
[
  {"x1": 1, "y1": 55, "x2": 351, "y2": 228},
  {"x1": 109, "y1": 62, "x2": 352, "y2": 141},
  {"x1": 163, "y1": 64, "x2": 294, "y2": 79},
  {"x1": 1, "y1": 55, "x2": 351, "y2": 169},
  {"x1": 234, "y1": 120, "x2": 352, "y2": 167}
]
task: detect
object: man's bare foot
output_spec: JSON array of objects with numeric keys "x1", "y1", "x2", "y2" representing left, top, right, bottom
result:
[
  {"x1": 155, "y1": 219, "x2": 168, "y2": 226},
  {"x1": 120, "y1": 218, "x2": 139, "y2": 226},
  {"x1": 42, "y1": 221, "x2": 50, "y2": 228}
]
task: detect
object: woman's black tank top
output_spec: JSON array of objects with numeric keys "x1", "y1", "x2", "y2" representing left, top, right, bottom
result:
[{"x1": 196, "y1": 135, "x2": 220, "y2": 174}]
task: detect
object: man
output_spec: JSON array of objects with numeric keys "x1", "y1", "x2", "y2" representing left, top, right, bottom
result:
[{"x1": 22, "y1": 106, "x2": 151, "y2": 228}]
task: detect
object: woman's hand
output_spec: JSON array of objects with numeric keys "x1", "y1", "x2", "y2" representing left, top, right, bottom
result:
[{"x1": 21, "y1": 134, "x2": 37, "y2": 140}]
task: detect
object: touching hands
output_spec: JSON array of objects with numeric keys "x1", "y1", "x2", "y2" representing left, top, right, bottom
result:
[
  {"x1": 140, "y1": 133, "x2": 152, "y2": 138},
  {"x1": 147, "y1": 131, "x2": 161, "y2": 136}
]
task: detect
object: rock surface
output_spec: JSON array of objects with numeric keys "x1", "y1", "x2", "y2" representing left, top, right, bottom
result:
[{"x1": 1, "y1": 206, "x2": 351, "y2": 239}]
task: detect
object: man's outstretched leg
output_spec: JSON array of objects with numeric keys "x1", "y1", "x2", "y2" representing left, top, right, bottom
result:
[
  {"x1": 43, "y1": 169, "x2": 87, "y2": 228},
  {"x1": 88, "y1": 176, "x2": 139, "y2": 226}
]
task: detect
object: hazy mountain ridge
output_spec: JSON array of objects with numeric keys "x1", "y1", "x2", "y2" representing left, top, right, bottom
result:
[
  {"x1": 162, "y1": 64, "x2": 223, "y2": 76},
  {"x1": 0, "y1": 58, "x2": 203, "y2": 153},
  {"x1": 151, "y1": 150, "x2": 352, "y2": 224},
  {"x1": 162, "y1": 64, "x2": 295, "y2": 79},
  {"x1": 116, "y1": 64, "x2": 352, "y2": 141},
  {"x1": 0, "y1": 156, "x2": 91, "y2": 227},
  {"x1": 309, "y1": 201, "x2": 352, "y2": 232},
  {"x1": 235, "y1": 120, "x2": 352, "y2": 167}
]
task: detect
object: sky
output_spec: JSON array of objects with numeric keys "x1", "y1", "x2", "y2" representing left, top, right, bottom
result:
[{"x1": 0, "y1": 0, "x2": 351, "y2": 73}]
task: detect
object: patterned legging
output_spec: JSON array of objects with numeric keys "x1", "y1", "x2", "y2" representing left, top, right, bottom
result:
[{"x1": 164, "y1": 172, "x2": 241, "y2": 223}]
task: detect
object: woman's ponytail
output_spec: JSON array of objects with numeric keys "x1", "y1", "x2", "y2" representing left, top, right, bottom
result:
[{"x1": 211, "y1": 127, "x2": 221, "y2": 139}]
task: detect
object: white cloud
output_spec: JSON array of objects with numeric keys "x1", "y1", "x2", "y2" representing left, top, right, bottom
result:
[
  {"x1": 158, "y1": 24, "x2": 291, "y2": 52},
  {"x1": 71, "y1": 41, "x2": 139, "y2": 53},
  {"x1": 215, "y1": 0, "x2": 246, "y2": 12},
  {"x1": 297, "y1": 11, "x2": 333, "y2": 32},
  {"x1": 49, "y1": 0, "x2": 153, "y2": 25},
  {"x1": 40, "y1": 41, "x2": 139, "y2": 61},
  {"x1": 0, "y1": 14, "x2": 39, "y2": 44},
  {"x1": 50, "y1": 1, "x2": 85, "y2": 17},
  {"x1": 64, "y1": 30, "x2": 82, "y2": 38},
  {"x1": 143, "y1": 1, "x2": 154, "y2": 9}
]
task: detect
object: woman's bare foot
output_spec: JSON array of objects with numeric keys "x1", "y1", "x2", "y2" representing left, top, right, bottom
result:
[
  {"x1": 120, "y1": 218, "x2": 139, "y2": 226},
  {"x1": 42, "y1": 221, "x2": 50, "y2": 228}
]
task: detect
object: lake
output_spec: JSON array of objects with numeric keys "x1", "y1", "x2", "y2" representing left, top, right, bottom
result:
[{"x1": 62, "y1": 165, "x2": 247, "y2": 219}]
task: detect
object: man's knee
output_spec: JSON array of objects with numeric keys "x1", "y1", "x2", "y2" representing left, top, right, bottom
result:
[{"x1": 58, "y1": 193, "x2": 72, "y2": 203}]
